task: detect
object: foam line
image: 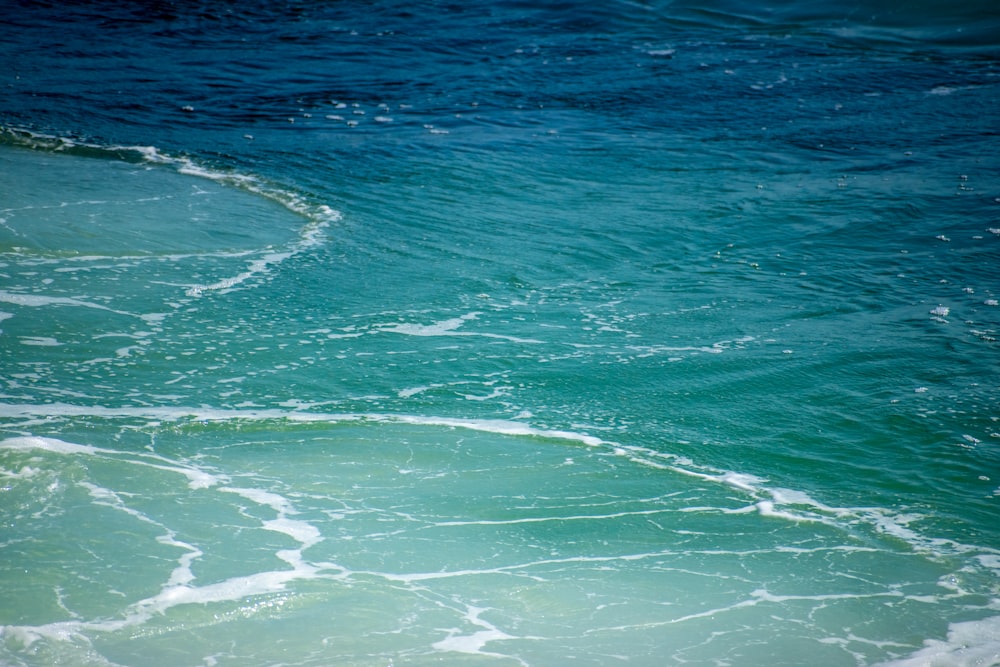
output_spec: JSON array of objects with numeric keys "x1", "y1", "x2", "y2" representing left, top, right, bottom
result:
[
  {"x1": 432, "y1": 605, "x2": 525, "y2": 666},
  {"x1": 0, "y1": 127, "x2": 340, "y2": 300},
  {"x1": 116, "y1": 142, "x2": 341, "y2": 300},
  {"x1": 0, "y1": 403, "x2": 607, "y2": 446},
  {"x1": 375, "y1": 312, "x2": 544, "y2": 344},
  {"x1": 0, "y1": 435, "x2": 224, "y2": 489},
  {"x1": 433, "y1": 507, "x2": 676, "y2": 527},
  {"x1": 78, "y1": 480, "x2": 206, "y2": 592},
  {"x1": 221, "y1": 486, "x2": 323, "y2": 550},
  {"x1": 5, "y1": 248, "x2": 260, "y2": 266},
  {"x1": 185, "y1": 251, "x2": 291, "y2": 297},
  {"x1": 0, "y1": 435, "x2": 110, "y2": 456},
  {"x1": 370, "y1": 548, "x2": 682, "y2": 583},
  {"x1": 0, "y1": 291, "x2": 136, "y2": 318},
  {"x1": 0, "y1": 561, "x2": 319, "y2": 649},
  {"x1": 587, "y1": 588, "x2": 907, "y2": 635}
]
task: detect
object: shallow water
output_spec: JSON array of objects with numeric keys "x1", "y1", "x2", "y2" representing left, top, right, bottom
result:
[{"x1": 1, "y1": 1, "x2": 999, "y2": 665}]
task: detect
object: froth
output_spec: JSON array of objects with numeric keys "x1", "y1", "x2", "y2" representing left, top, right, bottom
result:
[
  {"x1": 376, "y1": 312, "x2": 544, "y2": 344},
  {"x1": 0, "y1": 433, "x2": 222, "y2": 489},
  {"x1": 432, "y1": 606, "x2": 521, "y2": 664},
  {"x1": 875, "y1": 615, "x2": 1000, "y2": 666},
  {"x1": 0, "y1": 291, "x2": 134, "y2": 318},
  {"x1": 0, "y1": 436, "x2": 106, "y2": 456}
]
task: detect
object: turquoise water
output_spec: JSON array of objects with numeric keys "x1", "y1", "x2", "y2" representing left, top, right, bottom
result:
[{"x1": 2, "y1": 1, "x2": 1000, "y2": 665}]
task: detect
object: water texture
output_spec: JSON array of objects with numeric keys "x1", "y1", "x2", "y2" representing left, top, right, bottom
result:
[{"x1": 1, "y1": 1, "x2": 999, "y2": 665}]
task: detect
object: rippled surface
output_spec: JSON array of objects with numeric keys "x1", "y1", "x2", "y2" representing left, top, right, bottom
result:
[{"x1": 2, "y1": 1, "x2": 999, "y2": 665}]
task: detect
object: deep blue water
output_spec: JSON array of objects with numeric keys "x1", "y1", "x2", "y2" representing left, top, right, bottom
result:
[{"x1": 2, "y1": 1, "x2": 1000, "y2": 665}]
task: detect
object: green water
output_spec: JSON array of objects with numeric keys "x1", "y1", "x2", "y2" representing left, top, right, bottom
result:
[{"x1": 2, "y1": 45, "x2": 1000, "y2": 664}]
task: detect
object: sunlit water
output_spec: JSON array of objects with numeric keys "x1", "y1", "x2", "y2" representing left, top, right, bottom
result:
[{"x1": 1, "y1": 1, "x2": 999, "y2": 665}]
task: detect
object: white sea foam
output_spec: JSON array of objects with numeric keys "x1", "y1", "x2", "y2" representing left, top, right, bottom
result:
[
  {"x1": 126, "y1": 566, "x2": 310, "y2": 623},
  {"x1": 264, "y1": 518, "x2": 322, "y2": 548},
  {"x1": 625, "y1": 335, "x2": 755, "y2": 358},
  {"x1": 875, "y1": 615, "x2": 1000, "y2": 666},
  {"x1": 0, "y1": 290, "x2": 135, "y2": 317},
  {"x1": 461, "y1": 387, "x2": 509, "y2": 401},
  {"x1": 185, "y1": 252, "x2": 291, "y2": 297},
  {"x1": 0, "y1": 436, "x2": 108, "y2": 456},
  {"x1": 221, "y1": 486, "x2": 295, "y2": 515},
  {"x1": 399, "y1": 384, "x2": 437, "y2": 398},
  {"x1": 19, "y1": 336, "x2": 62, "y2": 346},
  {"x1": 221, "y1": 487, "x2": 323, "y2": 553},
  {"x1": 432, "y1": 606, "x2": 523, "y2": 665},
  {"x1": 0, "y1": 464, "x2": 39, "y2": 479},
  {"x1": 157, "y1": 534, "x2": 202, "y2": 588},
  {"x1": 376, "y1": 312, "x2": 544, "y2": 344},
  {"x1": 138, "y1": 461, "x2": 222, "y2": 490},
  {"x1": 390, "y1": 414, "x2": 606, "y2": 446},
  {"x1": 0, "y1": 434, "x2": 221, "y2": 489},
  {"x1": 930, "y1": 305, "x2": 950, "y2": 317}
]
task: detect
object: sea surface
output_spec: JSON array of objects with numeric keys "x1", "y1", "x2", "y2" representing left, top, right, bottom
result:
[{"x1": 1, "y1": 1, "x2": 999, "y2": 665}]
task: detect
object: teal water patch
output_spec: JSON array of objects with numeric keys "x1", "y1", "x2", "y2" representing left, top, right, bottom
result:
[
  {"x1": 3, "y1": 0, "x2": 1000, "y2": 660},
  {"x1": 0, "y1": 140, "x2": 340, "y2": 407},
  {"x1": 2, "y1": 138, "x2": 1000, "y2": 664},
  {"x1": 0, "y1": 144, "x2": 299, "y2": 256},
  {"x1": 1, "y1": 414, "x2": 998, "y2": 666}
]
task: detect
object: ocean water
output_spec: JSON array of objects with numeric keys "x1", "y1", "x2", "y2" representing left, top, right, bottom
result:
[{"x1": 1, "y1": 1, "x2": 999, "y2": 665}]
